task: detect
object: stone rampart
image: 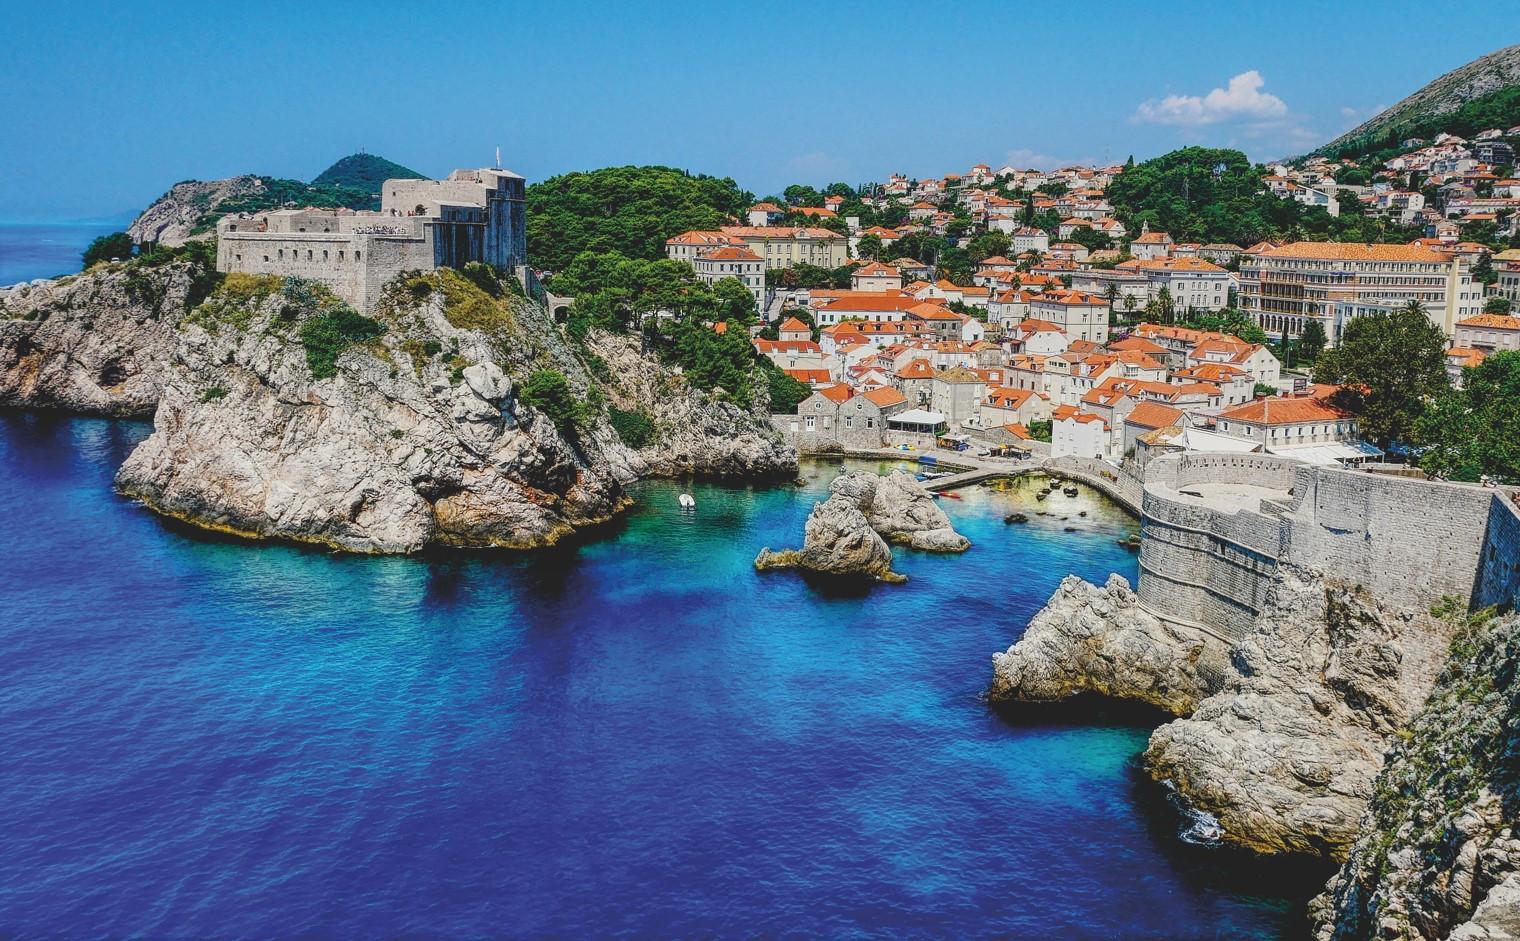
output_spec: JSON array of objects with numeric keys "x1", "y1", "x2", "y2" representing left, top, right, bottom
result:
[{"x1": 1137, "y1": 453, "x2": 1520, "y2": 638}]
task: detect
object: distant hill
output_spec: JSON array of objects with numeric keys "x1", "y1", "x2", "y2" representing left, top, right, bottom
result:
[
  {"x1": 127, "y1": 153, "x2": 425, "y2": 246},
  {"x1": 1313, "y1": 44, "x2": 1520, "y2": 160},
  {"x1": 311, "y1": 153, "x2": 425, "y2": 194}
]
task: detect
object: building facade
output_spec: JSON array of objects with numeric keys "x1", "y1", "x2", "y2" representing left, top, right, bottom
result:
[{"x1": 216, "y1": 168, "x2": 527, "y2": 312}]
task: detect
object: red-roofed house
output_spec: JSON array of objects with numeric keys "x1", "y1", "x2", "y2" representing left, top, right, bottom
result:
[
  {"x1": 1051, "y1": 404, "x2": 1110, "y2": 459},
  {"x1": 1212, "y1": 395, "x2": 1378, "y2": 465},
  {"x1": 851, "y1": 261, "x2": 902, "y2": 292}
]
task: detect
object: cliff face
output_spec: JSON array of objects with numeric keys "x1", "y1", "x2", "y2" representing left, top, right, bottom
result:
[
  {"x1": 1312, "y1": 609, "x2": 1520, "y2": 941},
  {"x1": 126, "y1": 177, "x2": 267, "y2": 246},
  {"x1": 0, "y1": 261, "x2": 209, "y2": 417},
  {"x1": 585, "y1": 330, "x2": 795, "y2": 481},
  {"x1": 991, "y1": 567, "x2": 1460, "y2": 861},
  {"x1": 1146, "y1": 571, "x2": 1453, "y2": 860},
  {"x1": 111, "y1": 269, "x2": 794, "y2": 553}
]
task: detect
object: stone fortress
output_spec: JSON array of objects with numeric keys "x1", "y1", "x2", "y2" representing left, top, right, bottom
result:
[
  {"x1": 215, "y1": 168, "x2": 527, "y2": 312},
  {"x1": 1134, "y1": 452, "x2": 1520, "y2": 644}
]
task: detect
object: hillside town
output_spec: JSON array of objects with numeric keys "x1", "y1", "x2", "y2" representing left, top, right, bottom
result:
[{"x1": 651, "y1": 132, "x2": 1520, "y2": 468}]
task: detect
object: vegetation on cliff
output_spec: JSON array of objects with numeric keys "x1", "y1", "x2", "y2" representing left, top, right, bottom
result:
[
  {"x1": 525, "y1": 166, "x2": 752, "y2": 270},
  {"x1": 1314, "y1": 601, "x2": 1520, "y2": 940}
]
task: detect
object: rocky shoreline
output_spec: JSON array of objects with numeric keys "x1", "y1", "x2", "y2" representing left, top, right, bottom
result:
[
  {"x1": 2, "y1": 260, "x2": 796, "y2": 552},
  {"x1": 991, "y1": 564, "x2": 1520, "y2": 939}
]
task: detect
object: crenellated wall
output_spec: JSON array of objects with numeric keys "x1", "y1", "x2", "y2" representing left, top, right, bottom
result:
[{"x1": 1136, "y1": 453, "x2": 1520, "y2": 638}]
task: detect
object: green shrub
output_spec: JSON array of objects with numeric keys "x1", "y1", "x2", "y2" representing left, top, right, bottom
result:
[
  {"x1": 298, "y1": 305, "x2": 385, "y2": 379},
  {"x1": 83, "y1": 232, "x2": 134, "y2": 269},
  {"x1": 199, "y1": 386, "x2": 228, "y2": 402},
  {"x1": 518, "y1": 369, "x2": 587, "y2": 436},
  {"x1": 610, "y1": 406, "x2": 656, "y2": 448}
]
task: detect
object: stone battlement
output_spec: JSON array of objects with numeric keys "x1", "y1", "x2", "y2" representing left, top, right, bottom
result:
[
  {"x1": 215, "y1": 168, "x2": 526, "y2": 312},
  {"x1": 1136, "y1": 452, "x2": 1520, "y2": 638}
]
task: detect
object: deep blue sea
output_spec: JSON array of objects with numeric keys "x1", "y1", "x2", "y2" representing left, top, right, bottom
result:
[
  {"x1": 0, "y1": 222, "x2": 123, "y2": 285},
  {"x1": 0, "y1": 412, "x2": 1325, "y2": 939}
]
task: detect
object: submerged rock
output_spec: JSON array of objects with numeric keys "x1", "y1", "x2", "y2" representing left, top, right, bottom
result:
[
  {"x1": 989, "y1": 573, "x2": 1223, "y2": 715},
  {"x1": 755, "y1": 497, "x2": 904, "y2": 583},
  {"x1": 828, "y1": 471, "x2": 969, "y2": 552}
]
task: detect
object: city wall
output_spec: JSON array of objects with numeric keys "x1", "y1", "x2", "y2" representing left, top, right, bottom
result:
[{"x1": 1136, "y1": 452, "x2": 1520, "y2": 643}]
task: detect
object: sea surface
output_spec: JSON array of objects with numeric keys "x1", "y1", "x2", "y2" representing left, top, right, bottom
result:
[
  {"x1": 0, "y1": 415, "x2": 1324, "y2": 939},
  {"x1": 0, "y1": 222, "x2": 123, "y2": 286}
]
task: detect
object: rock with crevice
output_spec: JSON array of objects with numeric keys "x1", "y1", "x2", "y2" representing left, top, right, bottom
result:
[
  {"x1": 1311, "y1": 610, "x2": 1520, "y2": 940},
  {"x1": 988, "y1": 573, "x2": 1224, "y2": 715},
  {"x1": 1144, "y1": 570, "x2": 1454, "y2": 861},
  {"x1": 0, "y1": 262, "x2": 205, "y2": 417},
  {"x1": 828, "y1": 471, "x2": 970, "y2": 552},
  {"x1": 755, "y1": 495, "x2": 904, "y2": 583}
]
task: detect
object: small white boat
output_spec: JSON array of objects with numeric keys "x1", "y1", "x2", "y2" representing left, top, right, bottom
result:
[{"x1": 678, "y1": 493, "x2": 696, "y2": 509}]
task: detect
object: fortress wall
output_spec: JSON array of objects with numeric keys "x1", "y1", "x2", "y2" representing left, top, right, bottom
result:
[
  {"x1": 217, "y1": 234, "x2": 361, "y2": 309},
  {"x1": 1475, "y1": 496, "x2": 1520, "y2": 612},
  {"x1": 1136, "y1": 453, "x2": 1511, "y2": 641},
  {"x1": 1138, "y1": 485, "x2": 1282, "y2": 640},
  {"x1": 1285, "y1": 470, "x2": 1497, "y2": 615}
]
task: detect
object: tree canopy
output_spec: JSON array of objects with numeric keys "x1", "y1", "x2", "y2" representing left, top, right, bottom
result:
[
  {"x1": 1415, "y1": 351, "x2": 1520, "y2": 484},
  {"x1": 83, "y1": 232, "x2": 135, "y2": 268},
  {"x1": 1314, "y1": 302, "x2": 1450, "y2": 449},
  {"x1": 525, "y1": 166, "x2": 752, "y2": 271},
  {"x1": 1106, "y1": 146, "x2": 1421, "y2": 246}
]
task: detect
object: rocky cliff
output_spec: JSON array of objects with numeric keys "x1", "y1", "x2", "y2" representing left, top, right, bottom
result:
[
  {"x1": 126, "y1": 177, "x2": 268, "y2": 246},
  {"x1": 1312, "y1": 608, "x2": 1520, "y2": 940},
  {"x1": 113, "y1": 267, "x2": 793, "y2": 552},
  {"x1": 1146, "y1": 571, "x2": 1453, "y2": 860},
  {"x1": 0, "y1": 259, "x2": 212, "y2": 416},
  {"x1": 585, "y1": 330, "x2": 795, "y2": 481},
  {"x1": 988, "y1": 573, "x2": 1222, "y2": 715},
  {"x1": 991, "y1": 567, "x2": 1461, "y2": 862}
]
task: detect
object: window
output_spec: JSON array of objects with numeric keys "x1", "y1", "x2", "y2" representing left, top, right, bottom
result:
[{"x1": 805, "y1": 416, "x2": 816, "y2": 430}]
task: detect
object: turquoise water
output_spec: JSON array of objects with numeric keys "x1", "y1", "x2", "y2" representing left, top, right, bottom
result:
[
  {"x1": 0, "y1": 222, "x2": 122, "y2": 285},
  {"x1": 0, "y1": 414, "x2": 1319, "y2": 938}
]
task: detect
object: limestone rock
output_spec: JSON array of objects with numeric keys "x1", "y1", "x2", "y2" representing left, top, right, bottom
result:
[
  {"x1": 988, "y1": 573, "x2": 1223, "y2": 714},
  {"x1": 829, "y1": 470, "x2": 969, "y2": 552},
  {"x1": 584, "y1": 330, "x2": 796, "y2": 482},
  {"x1": 115, "y1": 271, "x2": 632, "y2": 553},
  {"x1": 127, "y1": 176, "x2": 268, "y2": 246},
  {"x1": 1312, "y1": 610, "x2": 1520, "y2": 940},
  {"x1": 755, "y1": 496, "x2": 904, "y2": 583},
  {"x1": 0, "y1": 262, "x2": 204, "y2": 417},
  {"x1": 1145, "y1": 570, "x2": 1453, "y2": 861}
]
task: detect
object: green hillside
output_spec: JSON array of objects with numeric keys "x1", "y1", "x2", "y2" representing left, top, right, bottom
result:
[
  {"x1": 1313, "y1": 44, "x2": 1520, "y2": 161},
  {"x1": 311, "y1": 153, "x2": 426, "y2": 194}
]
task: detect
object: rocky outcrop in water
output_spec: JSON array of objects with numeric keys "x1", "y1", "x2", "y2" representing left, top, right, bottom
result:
[
  {"x1": 1146, "y1": 571, "x2": 1452, "y2": 860},
  {"x1": 0, "y1": 260, "x2": 210, "y2": 417},
  {"x1": 829, "y1": 471, "x2": 970, "y2": 552},
  {"x1": 754, "y1": 496, "x2": 904, "y2": 583},
  {"x1": 754, "y1": 470, "x2": 966, "y2": 583},
  {"x1": 585, "y1": 330, "x2": 795, "y2": 481},
  {"x1": 991, "y1": 566, "x2": 1463, "y2": 862},
  {"x1": 1311, "y1": 609, "x2": 1520, "y2": 940},
  {"x1": 112, "y1": 268, "x2": 790, "y2": 553},
  {"x1": 988, "y1": 573, "x2": 1222, "y2": 714}
]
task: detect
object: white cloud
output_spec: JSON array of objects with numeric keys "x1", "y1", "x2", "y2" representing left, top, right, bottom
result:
[
  {"x1": 1003, "y1": 147, "x2": 1065, "y2": 170},
  {"x1": 1134, "y1": 71, "x2": 1289, "y2": 126}
]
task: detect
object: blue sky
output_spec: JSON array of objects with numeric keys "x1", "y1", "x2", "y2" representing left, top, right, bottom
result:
[{"x1": 0, "y1": 1, "x2": 1509, "y2": 221}]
